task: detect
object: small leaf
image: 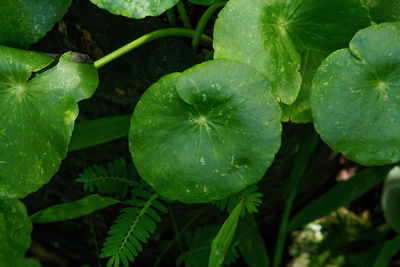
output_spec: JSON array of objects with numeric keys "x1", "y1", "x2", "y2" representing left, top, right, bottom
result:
[
  {"x1": 372, "y1": 235, "x2": 400, "y2": 267},
  {"x1": 69, "y1": 115, "x2": 131, "y2": 151},
  {"x1": 130, "y1": 59, "x2": 281, "y2": 203},
  {"x1": 288, "y1": 166, "x2": 392, "y2": 231},
  {"x1": 213, "y1": 0, "x2": 370, "y2": 105},
  {"x1": 209, "y1": 201, "x2": 243, "y2": 267},
  {"x1": 311, "y1": 22, "x2": 400, "y2": 165},
  {"x1": 0, "y1": 199, "x2": 32, "y2": 258},
  {"x1": 89, "y1": 0, "x2": 179, "y2": 19},
  {"x1": 0, "y1": 0, "x2": 71, "y2": 49},
  {"x1": 236, "y1": 214, "x2": 270, "y2": 267},
  {"x1": 30, "y1": 194, "x2": 120, "y2": 223},
  {"x1": 382, "y1": 166, "x2": 400, "y2": 233},
  {"x1": 0, "y1": 46, "x2": 99, "y2": 199}
]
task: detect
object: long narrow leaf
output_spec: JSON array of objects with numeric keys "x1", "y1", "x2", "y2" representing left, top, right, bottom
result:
[
  {"x1": 30, "y1": 194, "x2": 120, "y2": 223},
  {"x1": 209, "y1": 201, "x2": 243, "y2": 267},
  {"x1": 237, "y1": 214, "x2": 269, "y2": 267},
  {"x1": 288, "y1": 166, "x2": 392, "y2": 231},
  {"x1": 69, "y1": 115, "x2": 131, "y2": 151},
  {"x1": 373, "y1": 235, "x2": 400, "y2": 267}
]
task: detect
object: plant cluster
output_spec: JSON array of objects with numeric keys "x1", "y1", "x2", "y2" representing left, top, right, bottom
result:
[{"x1": 0, "y1": 0, "x2": 400, "y2": 266}]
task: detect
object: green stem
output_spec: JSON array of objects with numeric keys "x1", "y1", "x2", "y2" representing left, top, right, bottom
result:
[
  {"x1": 168, "y1": 203, "x2": 184, "y2": 252},
  {"x1": 177, "y1": 0, "x2": 192, "y2": 29},
  {"x1": 94, "y1": 28, "x2": 212, "y2": 69},
  {"x1": 166, "y1": 8, "x2": 177, "y2": 27},
  {"x1": 153, "y1": 209, "x2": 205, "y2": 267},
  {"x1": 272, "y1": 126, "x2": 319, "y2": 267},
  {"x1": 192, "y1": 1, "x2": 227, "y2": 51},
  {"x1": 272, "y1": 192, "x2": 295, "y2": 267}
]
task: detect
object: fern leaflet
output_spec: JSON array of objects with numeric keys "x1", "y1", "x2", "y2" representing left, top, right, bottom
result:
[
  {"x1": 215, "y1": 185, "x2": 263, "y2": 215},
  {"x1": 100, "y1": 189, "x2": 167, "y2": 267},
  {"x1": 76, "y1": 158, "x2": 138, "y2": 198}
]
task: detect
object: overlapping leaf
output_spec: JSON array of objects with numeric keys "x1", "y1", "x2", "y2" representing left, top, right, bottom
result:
[
  {"x1": 129, "y1": 59, "x2": 281, "y2": 203},
  {"x1": 0, "y1": 0, "x2": 71, "y2": 49},
  {"x1": 0, "y1": 46, "x2": 99, "y2": 199},
  {"x1": 89, "y1": 0, "x2": 179, "y2": 19},
  {"x1": 310, "y1": 23, "x2": 400, "y2": 165},
  {"x1": 213, "y1": 0, "x2": 370, "y2": 120},
  {"x1": 363, "y1": 0, "x2": 400, "y2": 23}
]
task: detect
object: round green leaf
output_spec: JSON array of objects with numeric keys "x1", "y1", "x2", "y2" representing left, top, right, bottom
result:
[
  {"x1": 0, "y1": 199, "x2": 32, "y2": 258},
  {"x1": 310, "y1": 22, "x2": 400, "y2": 165},
  {"x1": 129, "y1": 60, "x2": 282, "y2": 203},
  {"x1": 89, "y1": 0, "x2": 179, "y2": 19},
  {"x1": 213, "y1": 0, "x2": 370, "y2": 105},
  {"x1": 0, "y1": 46, "x2": 99, "y2": 198},
  {"x1": 0, "y1": 0, "x2": 71, "y2": 49},
  {"x1": 382, "y1": 166, "x2": 400, "y2": 233}
]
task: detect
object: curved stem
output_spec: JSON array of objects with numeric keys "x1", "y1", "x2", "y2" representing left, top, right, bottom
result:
[
  {"x1": 177, "y1": 0, "x2": 192, "y2": 29},
  {"x1": 192, "y1": 1, "x2": 227, "y2": 51},
  {"x1": 94, "y1": 28, "x2": 212, "y2": 69}
]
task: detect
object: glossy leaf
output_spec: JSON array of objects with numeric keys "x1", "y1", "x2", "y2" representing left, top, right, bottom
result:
[
  {"x1": 89, "y1": 0, "x2": 179, "y2": 19},
  {"x1": 288, "y1": 166, "x2": 392, "y2": 231},
  {"x1": 0, "y1": 199, "x2": 32, "y2": 258},
  {"x1": 0, "y1": 46, "x2": 99, "y2": 199},
  {"x1": 382, "y1": 166, "x2": 400, "y2": 233},
  {"x1": 363, "y1": 0, "x2": 400, "y2": 23},
  {"x1": 69, "y1": 115, "x2": 131, "y2": 151},
  {"x1": 129, "y1": 59, "x2": 281, "y2": 203},
  {"x1": 209, "y1": 201, "x2": 243, "y2": 267},
  {"x1": 30, "y1": 194, "x2": 120, "y2": 223},
  {"x1": 311, "y1": 23, "x2": 400, "y2": 165},
  {"x1": 237, "y1": 214, "x2": 270, "y2": 267},
  {"x1": 213, "y1": 0, "x2": 370, "y2": 105},
  {"x1": 0, "y1": 0, "x2": 71, "y2": 49},
  {"x1": 373, "y1": 235, "x2": 400, "y2": 267}
]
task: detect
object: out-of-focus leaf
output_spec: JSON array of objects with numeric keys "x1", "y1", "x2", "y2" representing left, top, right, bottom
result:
[
  {"x1": 0, "y1": 258, "x2": 42, "y2": 267},
  {"x1": 382, "y1": 166, "x2": 400, "y2": 233},
  {"x1": 237, "y1": 214, "x2": 269, "y2": 267},
  {"x1": 373, "y1": 235, "x2": 400, "y2": 267},
  {"x1": 30, "y1": 194, "x2": 120, "y2": 223},
  {"x1": 209, "y1": 201, "x2": 243, "y2": 267},
  {"x1": 69, "y1": 115, "x2": 131, "y2": 151},
  {"x1": 288, "y1": 166, "x2": 392, "y2": 231}
]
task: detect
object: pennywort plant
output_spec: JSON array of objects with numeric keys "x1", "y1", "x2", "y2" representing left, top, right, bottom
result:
[{"x1": 0, "y1": 0, "x2": 400, "y2": 266}]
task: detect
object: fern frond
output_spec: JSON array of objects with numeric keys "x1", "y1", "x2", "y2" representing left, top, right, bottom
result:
[
  {"x1": 76, "y1": 158, "x2": 138, "y2": 198},
  {"x1": 176, "y1": 225, "x2": 239, "y2": 267},
  {"x1": 100, "y1": 189, "x2": 167, "y2": 267},
  {"x1": 215, "y1": 185, "x2": 263, "y2": 214}
]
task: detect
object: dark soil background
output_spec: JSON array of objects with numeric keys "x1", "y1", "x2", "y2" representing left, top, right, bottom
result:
[{"x1": 20, "y1": 1, "x2": 391, "y2": 266}]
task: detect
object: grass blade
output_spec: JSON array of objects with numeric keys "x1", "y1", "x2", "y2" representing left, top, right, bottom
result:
[{"x1": 30, "y1": 194, "x2": 120, "y2": 223}]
